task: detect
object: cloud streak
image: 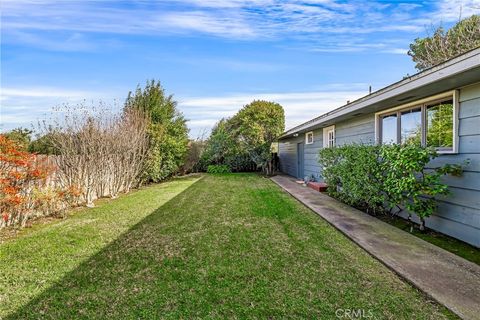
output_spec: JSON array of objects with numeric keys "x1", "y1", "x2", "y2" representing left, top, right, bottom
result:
[
  {"x1": 2, "y1": 0, "x2": 478, "y2": 53},
  {"x1": 1, "y1": 85, "x2": 367, "y2": 137},
  {"x1": 179, "y1": 87, "x2": 368, "y2": 137}
]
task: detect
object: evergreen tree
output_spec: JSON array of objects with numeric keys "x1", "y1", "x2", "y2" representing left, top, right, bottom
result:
[{"x1": 125, "y1": 80, "x2": 188, "y2": 182}]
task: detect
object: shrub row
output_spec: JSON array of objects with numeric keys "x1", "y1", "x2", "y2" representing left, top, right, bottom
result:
[{"x1": 318, "y1": 143, "x2": 463, "y2": 230}]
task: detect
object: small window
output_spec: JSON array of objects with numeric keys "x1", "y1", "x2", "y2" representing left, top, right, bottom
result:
[
  {"x1": 323, "y1": 125, "x2": 335, "y2": 148},
  {"x1": 377, "y1": 93, "x2": 457, "y2": 153},
  {"x1": 305, "y1": 131, "x2": 314, "y2": 144}
]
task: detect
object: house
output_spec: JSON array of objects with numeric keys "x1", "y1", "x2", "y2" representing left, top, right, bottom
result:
[{"x1": 277, "y1": 48, "x2": 480, "y2": 247}]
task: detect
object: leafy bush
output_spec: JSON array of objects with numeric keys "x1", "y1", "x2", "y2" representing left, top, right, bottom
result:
[
  {"x1": 319, "y1": 144, "x2": 384, "y2": 213},
  {"x1": 178, "y1": 139, "x2": 206, "y2": 174},
  {"x1": 207, "y1": 165, "x2": 231, "y2": 174},
  {"x1": 29, "y1": 133, "x2": 59, "y2": 155},
  {"x1": 231, "y1": 100, "x2": 285, "y2": 175},
  {"x1": 201, "y1": 100, "x2": 285, "y2": 174},
  {"x1": 3, "y1": 127, "x2": 32, "y2": 151},
  {"x1": 319, "y1": 143, "x2": 463, "y2": 231},
  {"x1": 380, "y1": 144, "x2": 462, "y2": 230}
]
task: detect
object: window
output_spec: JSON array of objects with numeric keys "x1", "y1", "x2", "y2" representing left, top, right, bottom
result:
[
  {"x1": 426, "y1": 101, "x2": 454, "y2": 150},
  {"x1": 323, "y1": 125, "x2": 335, "y2": 148},
  {"x1": 381, "y1": 114, "x2": 397, "y2": 144},
  {"x1": 401, "y1": 108, "x2": 422, "y2": 145},
  {"x1": 305, "y1": 131, "x2": 314, "y2": 144},
  {"x1": 376, "y1": 92, "x2": 457, "y2": 153}
]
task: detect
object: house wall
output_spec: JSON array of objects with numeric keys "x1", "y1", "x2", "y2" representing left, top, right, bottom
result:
[
  {"x1": 335, "y1": 114, "x2": 375, "y2": 146},
  {"x1": 278, "y1": 82, "x2": 480, "y2": 247},
  {"x1": 417, "y1": 82, "x2": 480, "y2": 247},
  {"x1": 304, "y1": 128, "x2": 324, "y2": 180},
  {"x1": 278, "y1": 135, "x2": 303, "y2": 178}
]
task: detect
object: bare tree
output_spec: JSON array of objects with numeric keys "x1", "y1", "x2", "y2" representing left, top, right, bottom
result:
[{"x1": 39, "y1": 102, "x2": 149, "y2": 207}]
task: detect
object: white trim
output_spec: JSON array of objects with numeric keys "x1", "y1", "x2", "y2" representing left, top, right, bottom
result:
[
  {"x1": 305, "y1": 131, "x2": 314, "y2": 144},
  {"x1": 323, "y1": 125, "x2": 335, "y2": 148},
  {"x1": 446, "y1": 90, "x2": 460, "y2": 154},
  {"x1": 374, "y1": 90, "x2": 458, "y2": 154}
]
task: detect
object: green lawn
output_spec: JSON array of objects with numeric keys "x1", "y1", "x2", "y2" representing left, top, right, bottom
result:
[{"x1": 0, "y1": 174, "x2": 455, "y2": 319}]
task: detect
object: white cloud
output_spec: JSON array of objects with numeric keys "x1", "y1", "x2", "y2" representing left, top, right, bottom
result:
[
  {"x1": 2, "y1": 0, "x2": 479, "y2": 53},
  {"x1": 0, "y1": 86, "x2": 115, "y2": 132},
  {"x1": 1, "y1": 87, "x2": 93, "y2": 98},
  {"x1": 162, "y1": 11, "x2": 256, "y2": 38},
  {"x1": 434, "y1": 0, "x2": 480, "y2": 21},
  {"x1": 0, "y1": 85, "x2": 369, "y2": 137},
  {"x1": 179, "y1": 87, "x2": 368, "y2": 137}
]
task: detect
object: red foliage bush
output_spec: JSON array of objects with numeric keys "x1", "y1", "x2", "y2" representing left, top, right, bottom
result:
[{"x1": 0, "y1": 135, "x2": 79, "y2": 227}]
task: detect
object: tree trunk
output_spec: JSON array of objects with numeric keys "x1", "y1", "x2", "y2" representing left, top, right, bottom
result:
[
  {"x1": 419, "y1": 218, "x2": 425, "y2": 231},
  {"x1": 407, "y1": 213, "x2": 414, "y2": 233}
]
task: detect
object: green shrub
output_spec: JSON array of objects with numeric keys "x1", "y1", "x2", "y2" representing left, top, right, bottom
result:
[
  {"x1": 319, "y1": 143, "x2": 463, "y2": 231},
  {"x1": 380, "y1": 144, "x2": 462, "y2": 230},
  {"x1": 207, "y1": 165, "x2": 231, "y2": 174},
  {"x1": 319, "y1": 144, "x2": 384, "y2": 213},
  {"x1": 200, "y1": 100, "x2": 285, "y2": 174},
  {"x1": 125, "y1": 80, "x2": 189, "y2": 182}
]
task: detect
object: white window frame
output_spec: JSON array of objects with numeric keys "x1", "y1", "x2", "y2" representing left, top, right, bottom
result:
[
  {"x1": 374, "y1": 90, "x2": 459, "y2": 154},
  {"x1": 305, "y1": 131, "x2": 314, "y2": 144},
  {"x1": 323, "y1": 125, "x2": 335, "y2": 148}
]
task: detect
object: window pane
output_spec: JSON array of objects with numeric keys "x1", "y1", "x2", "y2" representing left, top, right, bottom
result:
[
  {"x1": 306, "y1": 132, "x2": 313, "y2": 143},
  {"x1": 427, "y1": 100, "x2": 453, "y2": 149},
  {"x1": 401, "y1": 108, "x2": 421, "y2": 145},
  {"x1": 328, "y1": 131, "x2": 334, "y2": 147},
  {"x1": 382, "y1": 114, "x2": 397, "y2": 144}
]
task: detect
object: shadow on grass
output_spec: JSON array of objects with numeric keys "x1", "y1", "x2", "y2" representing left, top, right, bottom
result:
[
  {"x1": 7, "y1": 174, "x2": 456, "y2": 319},
  {"x1": 7, "y1": 179, "x2": 203, "y2": 319}
]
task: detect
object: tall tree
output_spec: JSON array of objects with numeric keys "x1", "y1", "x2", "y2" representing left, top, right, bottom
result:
[
  {"x1": 125, "y1": 80, "x2": 189, "y2": 182},
  {"x1": 408, "y1": 15, "x2": 480, "y2": 70},
  {"x1": 200, "y1": 100, "x2": 285, "y2": 174},
  {"x1": 230, "y1": 100, "x2": 285, "y2": 175}
]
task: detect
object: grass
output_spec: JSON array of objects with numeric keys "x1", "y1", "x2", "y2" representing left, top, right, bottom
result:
[
  {"x1": 0, "y1": 174, "x2": 456, "y2": 319},
  {"x1": 378, "y1": 215, "x2": 480, "y2": 265}
]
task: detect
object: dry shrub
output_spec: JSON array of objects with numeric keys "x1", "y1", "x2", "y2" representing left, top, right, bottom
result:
[{"x1": 40, "y1": 102, "x2": 149, "y2": 207}]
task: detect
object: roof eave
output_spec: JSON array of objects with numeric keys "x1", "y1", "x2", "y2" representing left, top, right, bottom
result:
[{"x1": 279, "y1": 48, "x2": 480, "y2": 140}]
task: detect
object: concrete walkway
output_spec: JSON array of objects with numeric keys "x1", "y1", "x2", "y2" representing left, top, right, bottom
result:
[{"x1": 271, "y1": 175, "x2": 480, "y2": 320}]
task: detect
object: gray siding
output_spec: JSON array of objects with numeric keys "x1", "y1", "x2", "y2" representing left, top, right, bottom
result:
[
  {"x1": 278, "y1": 135, "x2": 303, "y2": 178},
  {"x1": 304, "y1": 128, "x2": 323, "y2": 180},
  {"x1": 420, "y1": 83, "x2": 480, "y2": 247},
  {"x1": 335, "y1": 114, "x2": 375, "y2": 146},
  {"x1": 278, "y1": 82, "x2": 480, "y2": 247}
]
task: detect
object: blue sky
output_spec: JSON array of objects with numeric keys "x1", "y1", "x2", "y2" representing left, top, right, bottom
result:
[{"x1": 1, "y1": 0, "x2": 479, "y2": 138}]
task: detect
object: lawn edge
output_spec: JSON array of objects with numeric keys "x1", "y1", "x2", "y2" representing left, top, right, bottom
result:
[{"x1": 270, "y1": 176, "x2": 463, "y2": 320}]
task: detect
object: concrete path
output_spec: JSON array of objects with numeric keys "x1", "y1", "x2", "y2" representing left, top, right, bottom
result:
[{"x1": 271, "y1": 175, "x2": 480, "y2": 320}]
